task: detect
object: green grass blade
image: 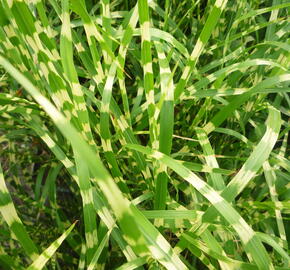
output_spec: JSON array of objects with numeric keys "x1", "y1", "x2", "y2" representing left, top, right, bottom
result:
[
  {"x1": 27, "y1": 222, "x2": 76, "y2": 270},
  {"x1": 0, "y1": 55, "x2": 187, "y2": 270},
  {"x1": 125, "y1": 144, "x2": 274, "y2": 269},
  {"x1": 0, "y1": 162, "x2": 39, "y2": 261}
]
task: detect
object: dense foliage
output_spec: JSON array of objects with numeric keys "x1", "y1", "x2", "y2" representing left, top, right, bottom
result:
[{"x1": 0, "y1": 0, "x2": 289, "y2": 269}]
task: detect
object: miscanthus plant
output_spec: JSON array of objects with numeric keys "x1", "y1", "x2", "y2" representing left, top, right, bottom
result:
[{"x1": 0, "y1": 0, "x2": 289, "y2": 269}]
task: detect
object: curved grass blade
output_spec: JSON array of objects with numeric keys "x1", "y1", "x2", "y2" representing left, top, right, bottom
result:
[
  {"x1": 52, "y1": 2, "x2": 100, "y2": 257},
  {"x1": 0, "y1": 56, "x2": 187, "y2": 270},
  {"x1": 125, "y1": 144, "x2": 274, "y2": 270},
  {"x1": 198, "y1": 106, "x2": 282, "y2": 234},
  {"x1": 204, "y1": 75, "x2": 289, "y2": 134},
  {"x1": 256, "y1": 232, "x2": 290, "y2": 265}
]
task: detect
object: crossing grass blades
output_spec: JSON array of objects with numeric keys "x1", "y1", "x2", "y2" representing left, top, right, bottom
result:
[{"x1": 0, "y1": 0, "x2": 289, "y2": 269}]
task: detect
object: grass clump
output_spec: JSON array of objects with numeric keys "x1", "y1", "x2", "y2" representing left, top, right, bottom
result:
[{"x1": 0, "y1": 0, "x2": 289, "y2": 269}]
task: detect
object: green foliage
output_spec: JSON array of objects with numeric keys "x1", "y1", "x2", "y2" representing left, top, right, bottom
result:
[{"x1": 0, "y1": 0, "x2": 289, "y2": 269}]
